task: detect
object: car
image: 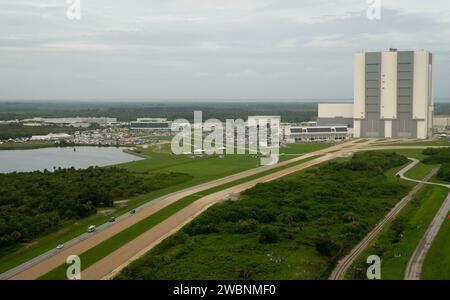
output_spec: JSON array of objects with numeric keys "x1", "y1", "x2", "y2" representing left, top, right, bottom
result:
[
  {"x1": 87, "y1": 225, "x2": 96, "y2": 233},
  {"x1": 109, "y1": 217, "x2": 116, "y2": 222},
  {"x1": 130, "y1": 209, "x2": 136, "y2": 214},
  {"x1": 56, "y1": 244, "x2": 64, "y2": 250}
]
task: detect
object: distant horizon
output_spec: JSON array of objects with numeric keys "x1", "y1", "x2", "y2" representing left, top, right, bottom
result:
[{"x1": 0, "y1": 98, "x2": 449, "y2": 103}]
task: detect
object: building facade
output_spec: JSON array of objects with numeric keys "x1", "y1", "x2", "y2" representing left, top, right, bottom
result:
[
  {"x1": 317, "y1": 103, "x2": 354, "y2": 127},
  {"x1": 130, "y1": 118, "x2": 172, "y2": 130},
  {"x1": 283, "y1": 125, "x2": 350, "y2": 143},
  {"x1": 353, "y1": 49, "x2": 434, "y2": 139}
]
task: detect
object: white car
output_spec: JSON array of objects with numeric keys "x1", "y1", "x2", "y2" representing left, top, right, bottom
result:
[
  {"x1": 87, "y1": 225, "x2": 96, "y2": 233},
  {"x1": 56, "y1": 244, "x2": 64, "y2": 250}
]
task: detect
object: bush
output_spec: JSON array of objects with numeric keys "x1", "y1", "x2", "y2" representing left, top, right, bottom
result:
[
  {"x1": 258, "y1": 225, "x2": 280, "y2": 244},
  {"x1": 314, "y1": 236, "x2": 337, "y2": 257},
  {"x1": 422, "y1": 148, "x2": 450, "y2": 164},
  {"x1": 437, "y1": 163, "x2": 450, "y2": 182}
]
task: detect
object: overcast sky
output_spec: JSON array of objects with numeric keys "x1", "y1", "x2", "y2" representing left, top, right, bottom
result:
[{"x1": 1, "y1": 0, "x2": 450, "y2": 101}]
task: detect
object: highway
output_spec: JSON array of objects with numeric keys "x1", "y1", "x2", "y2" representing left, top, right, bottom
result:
[{"x1": 4, "y1": 140, "x2": 362, "y2": 280}]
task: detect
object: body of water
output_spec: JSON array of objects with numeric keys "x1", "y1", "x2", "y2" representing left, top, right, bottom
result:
[{"x1": 0, "y1": 147, "x2": 143, "y2": 173}]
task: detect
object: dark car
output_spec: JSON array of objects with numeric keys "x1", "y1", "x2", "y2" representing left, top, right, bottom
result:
[{"x1": 130, "y1": 209, "x2": 136, "y2": 214}]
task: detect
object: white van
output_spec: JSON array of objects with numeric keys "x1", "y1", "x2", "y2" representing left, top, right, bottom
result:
[{"x1": 87, "y1": 225, "x2": 96, "y2": 233}]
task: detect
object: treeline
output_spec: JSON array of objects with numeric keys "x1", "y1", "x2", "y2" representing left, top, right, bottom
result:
[
  {"x1": 422, "y1": 147, "x2": 450, "y2": 182},
  {"x1": 0, "y1": 101, "x2": 318, "y2": 123},
  {"x1": 0, "y1": 167, "x2": 192, "y2": 250},
  {"x1": 0, "y1": 123, "x2": 84, "y2": 140},
  {"x1": 117, "y1": 152, "x2": 410, "y2": 280}
]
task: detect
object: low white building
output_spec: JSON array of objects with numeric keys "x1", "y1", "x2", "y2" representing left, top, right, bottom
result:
[{"x1": 30, "y1": 133, "x2": 72, "y2": 141}]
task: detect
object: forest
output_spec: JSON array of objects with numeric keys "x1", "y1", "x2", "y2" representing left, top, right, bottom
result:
[
  {"x1": 0, "y1": 167, "x2": 191, "y2": 250},
  {"x1": 117, "y1": 151, "x2": 411, "y2": 280},
  {"x1": 422, "y1": 147, "x2": 450, "y2": 181}
]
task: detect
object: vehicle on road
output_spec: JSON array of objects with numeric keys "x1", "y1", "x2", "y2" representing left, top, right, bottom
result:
[
  {"x1": 109, "y1": 217, "x2": 116, "y2": 222},
  {"x1": 130, "y1": 209, "x2": 136, "y2": 214},
  {"x1": 56, "y1": 244, "x2": 64, "y2": 250},
  {"x1": 87, "y1": 225, "x2": 96, "y2": 233}
]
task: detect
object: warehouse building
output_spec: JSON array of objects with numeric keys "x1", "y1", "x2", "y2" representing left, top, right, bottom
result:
[
  {"x1": 283, "y1": 125, "x2": 350, "y2": 143},
  {"x1": 130, "y1": 118, "x2": 172, "y2": 130}
]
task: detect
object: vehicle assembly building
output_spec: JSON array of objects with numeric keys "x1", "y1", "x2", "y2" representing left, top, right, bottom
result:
[
  {"x1": 353, "y1": 49, "x2": 434, "y2": 139},
  {"x1": 317, "y1": 49, "x2": 434, "y2": 140}
]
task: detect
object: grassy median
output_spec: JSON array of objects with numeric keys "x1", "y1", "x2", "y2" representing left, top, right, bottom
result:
[{"x1": 39, "y1": 154, "x2": 324, "y2": 279}]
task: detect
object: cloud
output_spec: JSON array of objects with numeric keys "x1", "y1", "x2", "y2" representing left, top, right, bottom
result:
[{"x1": 0, "y1": 0, "x2": 449, "y2": 100}]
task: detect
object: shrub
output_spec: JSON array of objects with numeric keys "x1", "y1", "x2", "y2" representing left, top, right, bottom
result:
[
  {"x1": 258, "y1": 225, "x2": 280, "y2": 244},
  {"x1": 314, "y1": 236, "x2": 337, "y2": 257},
  {"x1": 437, "y1": 163, "x2": 450, "y2": 182}
]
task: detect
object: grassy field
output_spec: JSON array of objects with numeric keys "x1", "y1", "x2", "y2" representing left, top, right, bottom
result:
[
  {"x1": 40, "y1": 154, "x2": 323, "y2": 279},
  {"x1": 406, "y1": 162, "x2": 440, "y2": 180},
  {"x1": 422, "y1": 207, "x2": 450, "y2": 279},
  {"x1": 2, "y1": 142, "x2": 333, "y2": 277},
  {"x1": 0, "y1": 141, "x2": 55, "y2": 150},
  {"x1": 345, "y1": 185, "x2": 448, "y2": 279},
  {"x1": 116, "y1": 152, "x2": 414, "y2": 280},
  {"x1": 378, "y1": 139, "x2": 450, "y2": 147}
]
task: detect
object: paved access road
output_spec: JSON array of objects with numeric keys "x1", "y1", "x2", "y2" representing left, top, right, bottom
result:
[
  {"x1": 5, "y1": 140, "x2": 364, "y2": 280},
  {"x1": 329, "y1": 160, "x2": 439, "y2": 280},
  {"x1": 404, "y1": 192, "x2": 450, "y2": 280}
]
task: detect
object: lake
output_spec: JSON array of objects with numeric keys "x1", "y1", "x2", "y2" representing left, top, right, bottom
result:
[{"x1": 0, "y1": 147, "x2": 143, "y2": 173}]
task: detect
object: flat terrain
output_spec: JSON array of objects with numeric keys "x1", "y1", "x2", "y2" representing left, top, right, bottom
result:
[
  {"x1": 116, "y1": 151, "x2": 412, "y2": 280},
  {"x1": 7, "y1": 142, "x2": 348, "y2": 279},
  {"x1": 421, "y1": 198, "x2": 450, "y2": 279},
  {"x1": 345, "y1": 185, "x2": 448, "y2": 279}
]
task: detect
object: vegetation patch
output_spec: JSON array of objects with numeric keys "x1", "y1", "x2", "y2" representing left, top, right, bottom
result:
[
  {"x1": 116, "y1": 152, "x2": 411, "y2": 280},
  {"x1": 421, "y1": 148, "x2": 450, "y2": 182},
  {"x1": 345, "y1": 186, "x2": 448, "y2": 279},
  {"x1": 0, "y1": 167, "x2": 191, "y2": 252}
]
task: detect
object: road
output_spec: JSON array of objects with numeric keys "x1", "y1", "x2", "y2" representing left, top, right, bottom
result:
[
  {"x1": 397, "y1": 158, "x2": 450, "y2": 189},
  {"x1": 404, "y1": 192, "x2": 450, "y2": 280},
  {"x1": 329, "y1": 161, "x2": 438, "y2": 280},
  {"x1": 4, "y1": 140, "x2": 446, "y2": 280},
  {"x1": 84, "y1": 154, "x2": 342, "y2": 279},
  {"x1": 4, "y1": 140, "x2": 363, "y2": 280}
]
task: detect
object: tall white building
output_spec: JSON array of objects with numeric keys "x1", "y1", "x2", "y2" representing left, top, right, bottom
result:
[{"x1": 353, "y1": 49, "x2": 434, "y2": 139}]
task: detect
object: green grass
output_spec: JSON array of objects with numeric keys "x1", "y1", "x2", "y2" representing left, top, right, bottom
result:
[
  {"x1": 2, "y1": 142, "x2": 334, "y2": 276},
  {"x1": 379, "y1": 139, "x2": 450, "y2": 147},
  {"x1": 0, "y1": 141, "x2": 55, "y2": 150},
  {"x1": 405, "y1": 162, "x2": 440, "y2": 181},
  {"x1": 345, "y1": 185, "x2": 449, "y2": 280},
  {"x1": 422, "y1": 207, "x2": 450, "y2": 279},
  {"x1": 115, "y1": 152, "x2": 415, "y2": 280},
  {"x1": 39, "y1": 154, "x2": 324, "y2": 279}
]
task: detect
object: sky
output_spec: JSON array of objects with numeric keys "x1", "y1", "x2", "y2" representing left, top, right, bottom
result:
[{"x1": 1, "y1": 0, "x2": 450, "y2": 101}]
